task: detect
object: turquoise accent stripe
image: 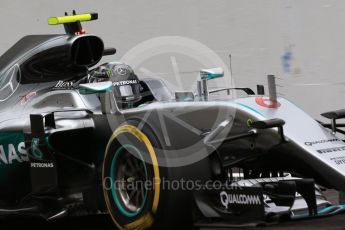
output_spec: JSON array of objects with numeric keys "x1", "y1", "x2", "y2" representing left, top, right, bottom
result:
[
  {"x1": 292, "y1": 204, "x2": 345, "y2": 219},
  {"x1": 318, "y1": 205, "x2": 345, "y2": 215},
  {"x1": 104, "y1": 86, "x2": 113, "y2": 92},
  {"x1": 31, "y1": 138, "x2": 43, "y2": 159},
  {"x1": 45, "y1": 136, "x2": 53, "y2": 150},
  {"x1": 79, "y1": 86, "x2": 112, "y2": 94},
  {"x1": 235, "y1": 102, "x2": 265, "y2": 117},
  {"x1": 110, "y1": 144, "x2": 148, "y2": 218}
]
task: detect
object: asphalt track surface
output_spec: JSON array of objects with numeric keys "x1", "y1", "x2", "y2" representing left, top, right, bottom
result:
[
  {"x1": 0, "y1": 190, "x2": 344, "y2": 230},
  {"x1": 0, "y1": 213, "x2": 344, "y2": 230},
  {"x1": 0, "y1": 212, "x2": 345, "y2": 230}
]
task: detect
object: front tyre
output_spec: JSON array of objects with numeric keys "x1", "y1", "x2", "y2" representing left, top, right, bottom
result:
[
  {"x1": 102, "y1": 123, "x2": 160, "y2": 230},
  {"x1": 102, "y1": 120, "x2": 212, "y2": 229}
]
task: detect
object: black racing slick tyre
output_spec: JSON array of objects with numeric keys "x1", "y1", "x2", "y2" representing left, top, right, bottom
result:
[{"x1": 102, "y1": 120, "x2": 211, "y2": 230}]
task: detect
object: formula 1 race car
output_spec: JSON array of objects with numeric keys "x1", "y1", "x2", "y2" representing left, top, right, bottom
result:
[{"x1": 1, "y1": 11, "x2": 345, "y2": 230}]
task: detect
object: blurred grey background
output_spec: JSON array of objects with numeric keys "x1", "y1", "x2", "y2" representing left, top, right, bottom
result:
[{"x1": 0, "y1": 0, "x2": 344, "y2": 119}]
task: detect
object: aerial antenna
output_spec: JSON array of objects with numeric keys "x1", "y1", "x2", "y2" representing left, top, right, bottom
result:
[
  {"x1": 229, "y1": 54, "x2": 232, "y2": 78},
  {"x1": 63, "y1": 10, "x2": 83, "y2": 34},
  {"x1": 267, "y1": 74, "x2": 278, "y2": 103}
]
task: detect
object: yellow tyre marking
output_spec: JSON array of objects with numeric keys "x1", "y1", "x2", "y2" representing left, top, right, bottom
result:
[
  {"x1": 103, "y1": 125, "x2": 160, "y2": 230},
  {"x1": 125, "y1": 213, "x2": 154, "y2": 230}
]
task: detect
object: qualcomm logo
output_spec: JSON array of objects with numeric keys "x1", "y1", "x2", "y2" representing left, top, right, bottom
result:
[
  {"x1": 304, "y1": 139, "x2": 342, "y2": 146},
  {"x1": 219, "y1": 191, "x2": 261, "y2": 209}
]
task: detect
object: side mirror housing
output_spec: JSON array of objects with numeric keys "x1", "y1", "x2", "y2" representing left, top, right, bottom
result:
[
  {"x1": 251, "y1": 118, "x2": 286, "y2": 142},
  {"x1": 198, "y1": 67, "x2": 224, "y2": 100},
  {"x1": 251, "y1": 118, "x2": 285, "y2": 129},
  {"x1": 79, "y1": 81, "x2": 112, "y2": 94},
  {"x1": 321, "y1": 109, "x2": 345, "y2": 134},
  {"x1": 200, "y1": 67, "x2": 224, "y2": 80},
  {"x1": 321, "y1": 109, "x2": 345, "y2": 120},
  {"x1": 175, "y1": 91, "x2": 194, "y2": 101}
]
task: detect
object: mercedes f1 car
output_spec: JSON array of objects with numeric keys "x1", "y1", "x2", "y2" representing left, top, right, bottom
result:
[{"x1": 1, "y1": 11, "x2": 345, "y2": 229}]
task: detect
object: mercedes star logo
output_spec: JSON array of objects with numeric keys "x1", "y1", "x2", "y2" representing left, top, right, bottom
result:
[{"x1": 116, "y1": 66, "x2": 128, "y2": 75}]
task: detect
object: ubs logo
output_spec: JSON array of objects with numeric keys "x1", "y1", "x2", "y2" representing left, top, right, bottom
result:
[{"x1": 0, "y1": 64, "x2": 21, "y2": 102}]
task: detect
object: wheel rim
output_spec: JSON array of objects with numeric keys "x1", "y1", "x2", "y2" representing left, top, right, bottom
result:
[{"x1": 110, "y1": 144, "x2": 148, "y2": 217}]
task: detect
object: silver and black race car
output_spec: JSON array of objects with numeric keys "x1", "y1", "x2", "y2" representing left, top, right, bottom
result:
[{"x1": 1, "y1": 11, "x2": 345, "y2": 229}]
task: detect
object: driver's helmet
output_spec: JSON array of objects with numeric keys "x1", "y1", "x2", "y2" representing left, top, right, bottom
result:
[{"x1": 92, "y1": 62, "x2": 142, "y2": 105}]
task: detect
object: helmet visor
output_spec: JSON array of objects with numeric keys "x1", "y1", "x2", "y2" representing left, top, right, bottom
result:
[{"x1": 119, "y1": 85, "x2": 135, "y2": 97}]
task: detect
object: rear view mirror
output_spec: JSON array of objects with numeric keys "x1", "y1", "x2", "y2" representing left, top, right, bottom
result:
[
  {"x1": 79, "y1": 81, "x2": 112, "y2": 94},
  {"x1": 198, "y1": 67, "x2": 224, "y2": 100},
  {"x1": 175, "y1": 91, "x2": 194, "y2": 101},
  {"x1": 200, "y1": 67, "x2": 224, "y2": 80}
]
